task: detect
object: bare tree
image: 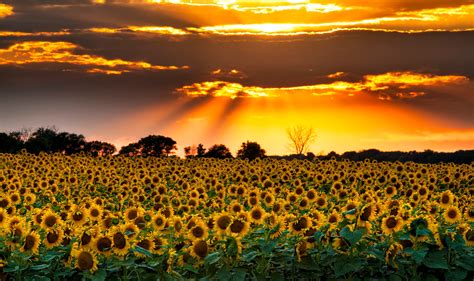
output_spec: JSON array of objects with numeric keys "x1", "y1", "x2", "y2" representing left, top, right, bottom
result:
[{"x1": 286, "y1": 125, "x2": 316, "y2": 155}]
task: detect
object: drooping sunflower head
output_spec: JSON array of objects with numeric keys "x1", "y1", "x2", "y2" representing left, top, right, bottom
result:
[{"x1": 190, "y1": 239, "x2": 208, "y2": 259}]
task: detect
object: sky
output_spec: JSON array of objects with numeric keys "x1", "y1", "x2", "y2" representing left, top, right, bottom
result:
[{"x1": 0, "y1": 0, "x2": 473, "y2": 155}]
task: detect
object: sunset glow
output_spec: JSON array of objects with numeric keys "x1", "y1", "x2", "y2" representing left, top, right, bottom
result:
[{"x1": 0, "y1": 0, "x2": 473, "y2": 155}]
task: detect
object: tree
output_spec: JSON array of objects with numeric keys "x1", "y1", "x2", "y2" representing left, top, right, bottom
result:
[
  {"x1": 184, "y1": 145, "x2": 199, "y2": 158},
  {"x1": 119, "y1": 135, "x2": 177, "y2": 157},
  {"x1": 196, "y1": 144, "x2": 206, "y2": 157},
  {"x1": 286, "y1": 125, "x2": 316, "y2": 155},
  {"x1": 119, "y1": 143, "x2": 140, "y2": 156},
  {"x1": 84, "y1": 141, "x2": 116, "y2": 156},
  {"x1": 0, "y1": 133, "x2": 23, "y2": 153},
  {"x1": 204, "y1": 144, "x2": 232, "y2": 159},
  {"x1": 237, "y1": 141, "x2": 266, "y2": 160}
]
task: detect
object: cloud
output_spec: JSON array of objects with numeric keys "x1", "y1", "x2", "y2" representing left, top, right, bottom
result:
[
  {"x1": 211, "y1": 68, "x2": 247, "y2": 79},
  {"x1": 88, "y1": 26, "x2": 190, "y2": 35},
  {"x1": 0, "y1": 31, "x2": 71, "y2": 37},
  {"x1": 0, "y1": 41, "x2": 189, "y2": 74},
  {"x1": 0, "y1": 4, "x2": 13, "y2": 18},
  {"x1": 177, "y1": 72, "x2": 470, "y2": 99}
]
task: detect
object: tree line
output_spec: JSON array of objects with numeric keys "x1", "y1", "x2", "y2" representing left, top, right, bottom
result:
[{"x1": 0, "y1": 127, "x2": 472, "y2": 163}]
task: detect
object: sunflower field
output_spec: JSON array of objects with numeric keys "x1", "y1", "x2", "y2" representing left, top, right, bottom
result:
[{"x1": 0, "y1": 153, "x2": 473, "y2": 280}]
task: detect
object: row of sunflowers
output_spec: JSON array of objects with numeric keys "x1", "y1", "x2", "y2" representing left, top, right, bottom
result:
[{"x1": 0, "y1": 153, "x2": 473, "y2": 280}]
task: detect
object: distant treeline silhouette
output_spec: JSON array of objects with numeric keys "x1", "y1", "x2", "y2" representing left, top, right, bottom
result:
[{"x1": 0, "y1": 127, "x2": 472, "y2": 163}]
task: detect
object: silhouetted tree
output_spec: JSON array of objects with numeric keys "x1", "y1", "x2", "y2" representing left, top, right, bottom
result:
[
  {"x1": 205, "y1": 144, "x2": 232, "y2": 159},
  {"x1": 119, "y1": 143, "x2": 140, "y2": 156},
  {"x1": 119, "y1": 135, "x2": 177, "y2": 157},
  {"x1": 237, "y1": 141, "x2": 266, "y2": 160},
  {"x1": 85, "y1": 141, "x2": 116, "y2": 156},
  {"x1": 184, "y1": 145, "x2": 198, "y2": 158},
  {"x1": 0, "y1": 133, "x2": 23, "y2": 153},
  {"x1": 23, "y1": 127, "x2": 86, "y2": 155},
  {"x1": 197, "y1": 144, "x2": 206, "y2": 157},
  {"x1": 286, "y1": 125, "x2": 316, "y2": 155}
]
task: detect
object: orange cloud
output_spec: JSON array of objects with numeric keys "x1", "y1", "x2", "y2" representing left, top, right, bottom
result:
[
  {"x1": 0, "y1": 31, "x2": 71, "y2": 37},
  {"x1": 0, "y1": 41, "x2": 189, "y2": 74},
  {"x1": 211, "y1": 68, "x2": 247, "y2": 79},
  {"x1": 88, "y1": 26, "x2": 190, "y2": 35},
  {"x1": 177, "y1": 72, "x2": 469, "y2": 99},
  {"x1": 0, "y1": 4, "x2": 13, "y2": 19}
]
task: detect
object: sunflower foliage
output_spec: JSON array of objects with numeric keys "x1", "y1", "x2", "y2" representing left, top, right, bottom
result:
[{"x1": 0, "y1": 153, "x2": 473, "y2": 280}]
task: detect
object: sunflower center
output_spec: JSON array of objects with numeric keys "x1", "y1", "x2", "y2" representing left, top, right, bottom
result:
[
  {"x1": 77, "y1": 251, "x2": 94, "y2": 270},
  {"x1": 360, "y1": 206, "x2": 372, "y2": 221},
  {"x1": 328, "y1": 215, "x2": 337, "y2": 223},
  {"x1": 90, "y1": 209, "x2": 100, "y2": 217},
  {"x1": 441, "y1": 195, "x2": 450, "y2": 204},
  {"x1": 127, "y1": 209, "x2": 138, "y2": 220},
  {"x1": 137, "y1": 239, "x2": 151, "y2": 250},
  {"x1": 47, "y1": 231, "x2": 59, "y2": 243},
  {"x1": 23, "y1": 234, "x2": 36, "y2": 251},
  {"x1": 230, "y1": 220, "x2": 245, "y2": 233},
  {"x1": 217, "y1": 215, "x2": 231, "y2": 229},
  {"x1": 97, "y1": 237, "x2": 112, "y2": 252},
  {"x1": 45, "y1": 215, "x2": 57, "y2": 227},
  {"x1": 113, "y1": 232, "x2": 126, "y2": 249},
  {"x1": 192, "y1": 226, "x2": 205, "y2": 238},
  {"x1": 447, "y1": 209, "x2": 457, "y2": 219},
  {"x1": 386, "y1": 217, "x2": 398, "y2": 229},
  {"x1": 251, "y1": 210, "x2": 262, "y2": 220},
  {"x1": 81, "y1": 233, "x2": 92, "y2": 245},
  {"x1": 193, "y1": 240, "x2": 208, "y2": 258},
  {"x1": 72, "y1": 212, "x2": 83, "y2": 221}
]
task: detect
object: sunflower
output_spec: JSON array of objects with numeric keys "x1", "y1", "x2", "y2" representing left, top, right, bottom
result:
[
  {"x1": 124, "y1": 207, "x2": 142, "y2": 222},
  {"x1": 93, "y1": 235, "x2": 113, "y2": 256},
  {"x1": 315, "y1": 195, "x2": 327, "y2": 209},
  {"x1": 41, "y1": 210, "x2": 62, "y2": 230},
  {"x1": 214, "y1": 212, "x2": 232, "y2": 234},
  {"x1": 385, "y1": 243, "x2": 403, "y2": 268},
  {"x1": 228, "y1": 217, "x2": 250, "y2": 237},
  {"x1": 0, "y1": 209, "x2": 9, "y2": 233},
  {"x1": 188, "y1": 222, "x2": 209, "y2": 241},
  {"x1": 44, "y1": 229, "x2": 64, "y2": 248},
  {"x1": 327, "y1": 211, "x2": 341, "y2": 230},
  {"x1": 71, "y1": 247, "x2": 99, "y2": 272},
  {"x1": 111, "y1": 227, "x2": 129, "y2": 256},
  {"x1": 296, "y1": 240, "x2": 309, "y2": 262},
  {"x1": 443, "y1": 206, "x2": 461, "y2": 224},
  {"x1": 465, "y1": 229, "x2": 474, "y2": 247},
  {"x1": 228, "y1": 202, "x2": 244, "y2": 214},
  {"x1": 189, "y1": 239, "x2": 208, "y2": 259},
  {"x1": 135, "y1": 237, "x2": 155, "y2": 258},
  {"x1": 359, "y1": 204, "x2": 376, "y2": 223},
  {"x1": 123, "y1": 222, "x2": 140, "y2": 239},
  {"x1": 22, "y1": 231, "x2": 40, "y2": 255},
  {"x1": 290, "y1": 215, "x2": 312, "y2": 235},
  {"x1": 381, "y1": 216, "x2": 403, "y2": 235},
  {"x1": 384, "y1": 186, "x2": 397, "y2": 198},
  {"x1": 249, "y1": 206, "x2": 266, "y2": 224},
  {"x1": 463, "y1": 205, "x2": 474, "y2": 222},
  {"x1": 87, "y1": 203, "x2": 103, "y2": 222},
  {"x1": 69, "y1": 206, "x2": 87, "y2": 227},
  {"x1": 152, "y1": 213, "x2": 167, "y2": 230},
  {"x1": 439, "y1": 190, "x2": 454, "y2": 209}
]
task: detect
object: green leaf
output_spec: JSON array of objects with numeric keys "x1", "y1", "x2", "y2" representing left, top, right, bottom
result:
[
  {"x1": 334, "y1": 257, "x2": 363, "y2": 277},
  {"x1": 340, "y1": 226, "x2": 366, "y2": 245},
  {"x1": 455, "y1": 255, "x2": 474, "y2": 271},
  {"x1": 134, "y1": 246, "x2": 153, "y2": 258},
  {"x1": 183, "y1": 264, "x2": 199, "y2": 274},
  {"x1": 241, "y1": 251, "x2": 259, "y2": 262},
  {"x1": 444, "y1": 269, "x2": 467, "y2": 281},
  {"x1": 30, "y1": 264, "x2": 50, "y2": 271},
  {"x1": 216, "y1": 268, "x2": 231, "y2": 280},
  {"x1": 405, "y1": 247, "x2": 428, "y2": 264},
  {"x1": 90, "y1": 269, "x2": 107, "y2": 281},
  {"x1": 423, "y1": 249, "x2": 448, "y2": 269},
  {"x1": 204, "y1": 252, "x2": 221, "y2": 265},
  {"x1": 343, "y1": 208, "x2": 356, "y2": 215},
  {"x1": 232, "y1": 268, "x2": 247, "y2": 281}
]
